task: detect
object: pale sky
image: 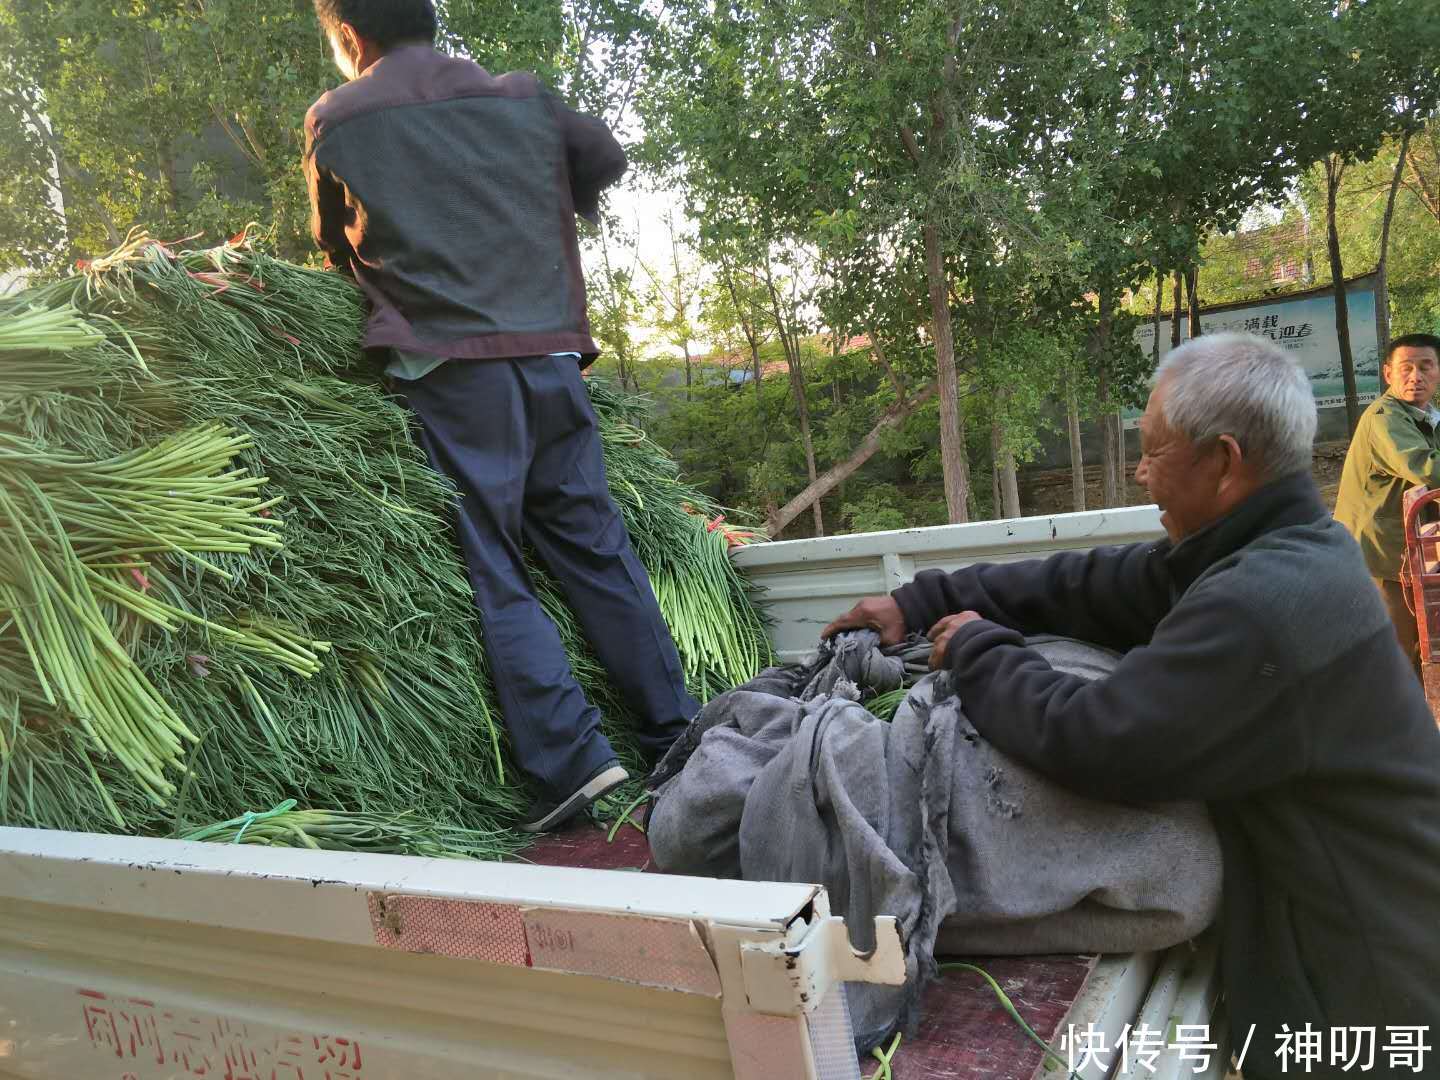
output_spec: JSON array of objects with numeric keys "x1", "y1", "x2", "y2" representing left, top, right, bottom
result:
[
  {"x1": 586, "y1": 177, "x2": 709, "y2": 359},
  {"x1": 596, "y1": 179, "x2": 688, "y2": 283}
]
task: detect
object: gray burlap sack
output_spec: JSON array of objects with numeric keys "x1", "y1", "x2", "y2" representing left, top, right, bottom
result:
[{"x1": 647, "y1": 631, "x2": 1222, "y2": 1052}]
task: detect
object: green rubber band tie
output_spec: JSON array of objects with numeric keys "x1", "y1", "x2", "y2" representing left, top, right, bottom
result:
[
  {"x1": 180, "y1": 798, "x2": 297, "y2": 844},
  {"x1": 231, "y1": 799, "x2": 298, "y2": 843}
]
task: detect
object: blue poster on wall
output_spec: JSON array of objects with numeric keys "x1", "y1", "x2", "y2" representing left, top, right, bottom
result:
[{"x1": 1129, "y1": 276, "x2": 1380, "y2": 426}]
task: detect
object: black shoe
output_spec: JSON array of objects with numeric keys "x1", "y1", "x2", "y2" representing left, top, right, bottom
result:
[{"x1": 518, "y1": 761, "x2": 629, "y2": 834}]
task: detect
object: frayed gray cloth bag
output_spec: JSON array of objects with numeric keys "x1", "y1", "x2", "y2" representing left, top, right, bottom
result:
[{"x1": 647, "y1": 630, "x2": 1221, "y2": 1052}]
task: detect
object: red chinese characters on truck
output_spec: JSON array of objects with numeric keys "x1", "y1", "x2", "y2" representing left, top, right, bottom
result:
[{"x1": 78, "y1": 988, "x2": 364, "y2": 1079}]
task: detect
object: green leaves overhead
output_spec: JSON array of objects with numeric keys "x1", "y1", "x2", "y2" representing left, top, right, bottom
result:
[{"x1": 0, "y1": 0, "x2": 653, "y2": 275}]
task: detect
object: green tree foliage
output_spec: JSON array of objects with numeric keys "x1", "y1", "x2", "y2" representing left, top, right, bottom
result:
[
  {"x1": 0, "y1": 0, "x2": 334, "y2": 271},
  {"x1": 1143, "y1": 123, "x2": 1440, "y2": 340},
  {"x1": 1298, "y1": 128, "x2": 1440, "y2": 339},
  {"x1": 0, "y1": 0, "x2": 648, "y2": 274},
  {"x1": 588, "y1": 221, "x2": 645, "y2": 391}
]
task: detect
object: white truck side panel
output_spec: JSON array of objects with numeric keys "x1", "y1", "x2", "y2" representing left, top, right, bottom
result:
[
  {"x1": 0, "y1": 831, "x2": 903, "y2": 1080},
  {"x1": 732, "y1": 506, "x2": 1165, "y2": 661}
]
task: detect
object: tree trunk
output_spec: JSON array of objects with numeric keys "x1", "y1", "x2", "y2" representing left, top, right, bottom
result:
[
  {"x1": 1377, "y1": 129, "x2": 1413, "y2": 358},
  {"x1": 1098, "y1": 406, "x2": 1119, "y2": 509},
  {"x1": 1185, "y1": 266, "x2": 1201, "y2": 337},
  {"x1": 990, "y1": 421, "x2": 1002, "y2": 522},
  {"x1": 788, "y1": 354, "x2": 823, "y2": 536},
  {"x1": 998, "y1": 438, "x2": 1020, "y2": 518},
  {"x1": 668, "y1": 214, "x2": 694, "y2": 404},
  {"x1": 1093, "y1": 290, "x2": 1120, "y2": 507},
  {"x1": 1404, "y1": 134, "x2": 1440, "y2": 224},
  {"x1": 768, "y1": 382, "x2": 939, "y2": 536},
  {"x1": 1171, "y1": 270, "x2": 1184, "y2": 348},
  {"x1": 923, "y1": 220, "x2": 969, "y2": 523},
  {"x1": 0, "y1": 87, "x2": 121, "y2": 248},
  {"x1": 155, "y1": 142, "x2": 184, "y2": 221},
  {"x1": 720, "y1": 260, "x2": 764, "y2": 409},
  {"x1": 866, "y1": 327, "x2": 908, "y2": 403},
  {"x1": 763, "y1": 269, "x2": 823, "y2": 536},
  {"x1": 1152, "y1": 270, "x2": 1164, "y2": 364},
  {"x1": 1325, "y1": 156, "x2": 1360, "y2": 433},
  {"x1": 991, "y1": 389, "x2": 1020, "y2": 519},
  {"x1": 234, "y1": 112, "x2": 269, "y2": 168},
  {"x1": 1066, "y1": 377, "x2": 1086, "y2": 512},
  {"x1": 1115, "y1": 409, "x2": 1128, "y2": 505}
]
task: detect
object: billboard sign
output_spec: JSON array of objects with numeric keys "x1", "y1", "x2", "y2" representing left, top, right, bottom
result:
[{"x1": 1128, "y1": 275, "x2": 1380, "y2": 426}]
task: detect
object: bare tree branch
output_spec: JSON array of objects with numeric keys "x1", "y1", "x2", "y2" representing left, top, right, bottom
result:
[
  {"x1": 767, "y1": 382, "x2": 938, "y2": 536},
  {"x1": 864, "y1": 325, "x2": 908, "y2": 403},
  {"x1": 1404, "y1": 139, "x2": 1439, "y2": 223}
]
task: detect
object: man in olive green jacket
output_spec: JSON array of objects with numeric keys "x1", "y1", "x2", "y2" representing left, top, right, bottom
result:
[{"x1": 1335, "y1": 332, "x2": 1440, "y2": 665}]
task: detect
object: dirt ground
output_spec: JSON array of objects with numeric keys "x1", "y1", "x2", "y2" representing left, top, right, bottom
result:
[{"x1": 1018, "y1": 440, "x2": 1350, "y2": 517}]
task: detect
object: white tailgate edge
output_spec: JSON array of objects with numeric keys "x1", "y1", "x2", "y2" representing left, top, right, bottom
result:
[{"x1": 0, "y1": 830, "x2": 904, "y2": 1080}]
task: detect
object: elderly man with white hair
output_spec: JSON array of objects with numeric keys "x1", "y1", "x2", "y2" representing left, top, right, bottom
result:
[{"x1": 825, "y1": 333, "x2": 1440, "y2": 1076}]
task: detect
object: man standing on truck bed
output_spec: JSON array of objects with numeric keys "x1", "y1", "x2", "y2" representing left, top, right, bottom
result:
[
  {"x1": 1334, "y1": 332, "x2": 1440, "y2": 670},
  {"x1": 304, "y1": 0, "x2": 699, "y2": 832},
  {"x1": 826, "y1": 334, "x2": 1440, "y2": 1077}
]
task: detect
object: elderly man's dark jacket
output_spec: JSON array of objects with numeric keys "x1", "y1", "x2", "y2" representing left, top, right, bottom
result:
[{"x1": 893, "y1": 472, "x2": 1440, "y2": 1076}]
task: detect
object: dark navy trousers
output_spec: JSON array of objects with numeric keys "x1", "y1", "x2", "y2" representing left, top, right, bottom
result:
[{"x1": 398, "y1": 356, "x2": 699, "y2": 796}]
